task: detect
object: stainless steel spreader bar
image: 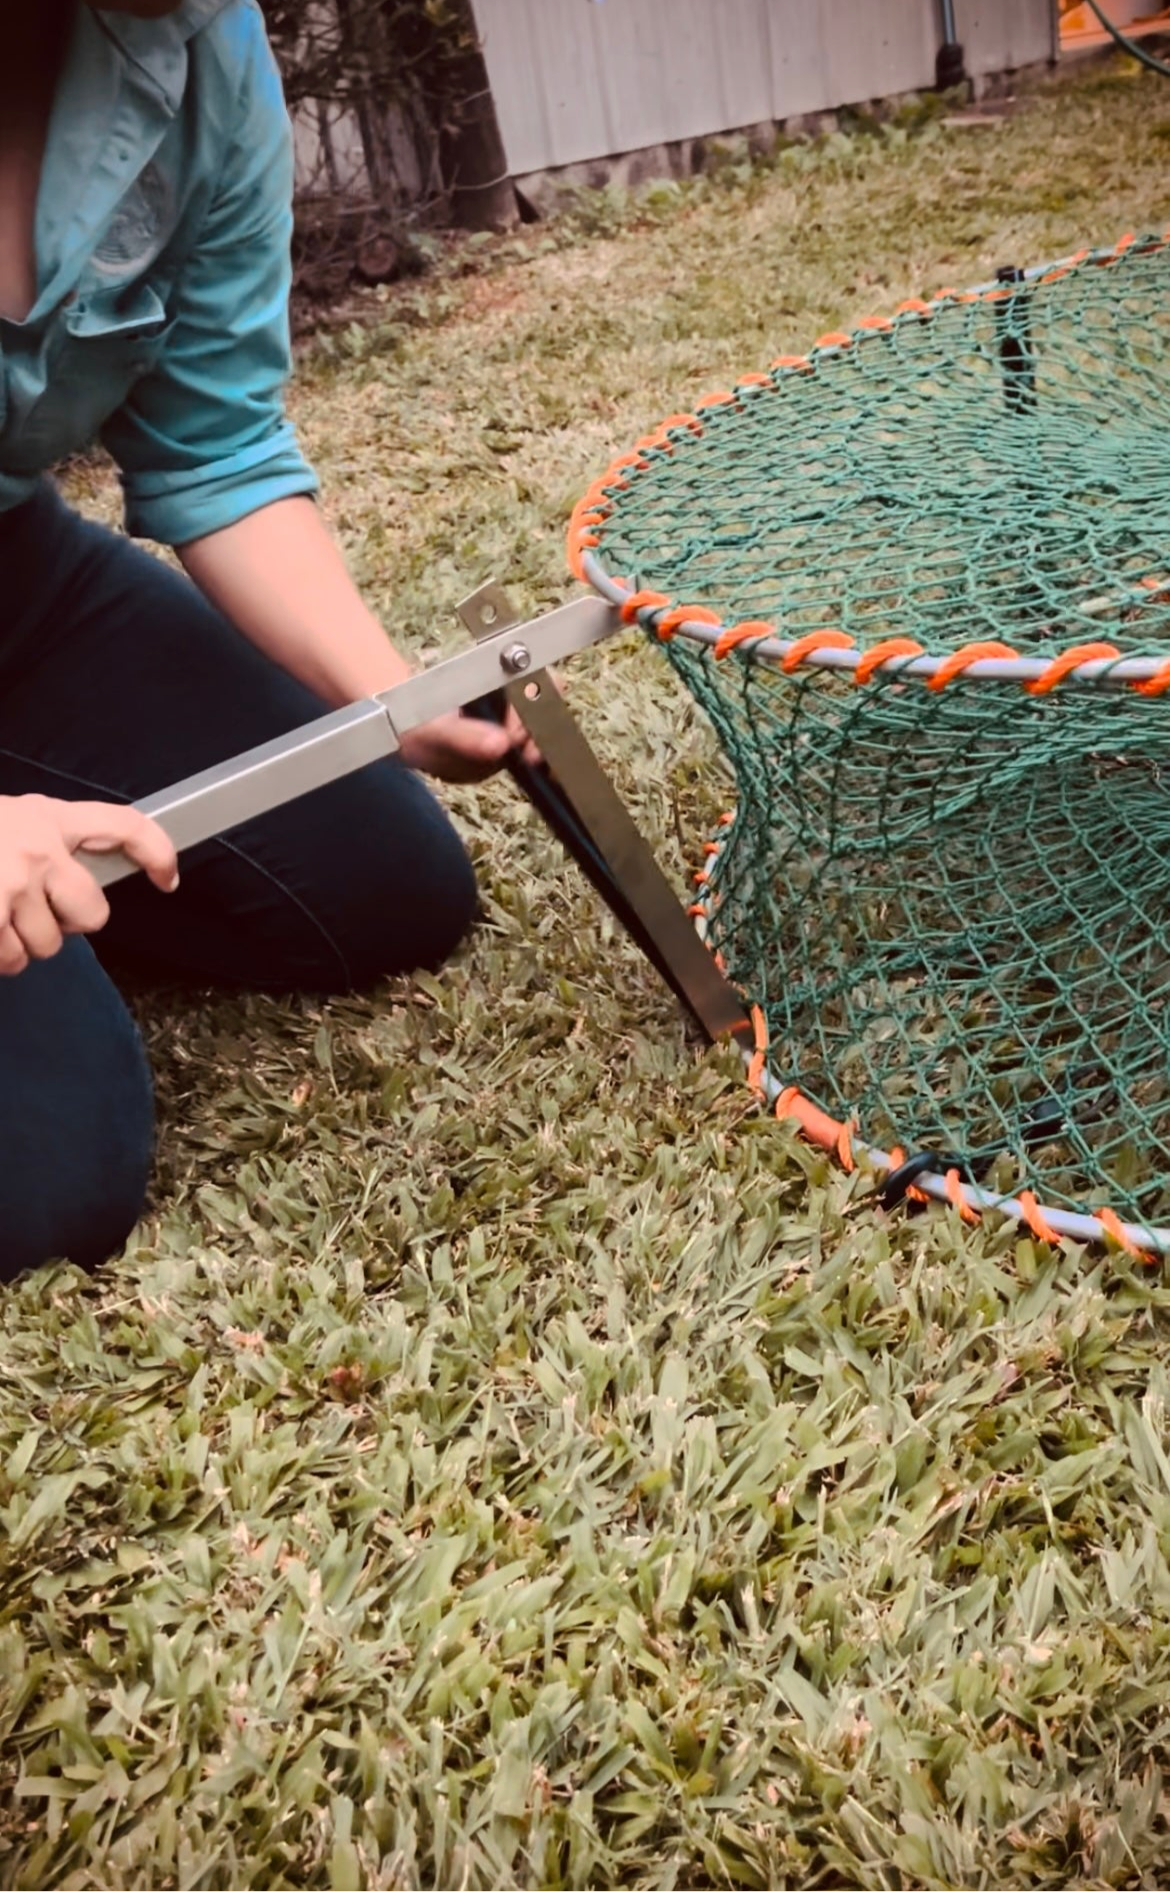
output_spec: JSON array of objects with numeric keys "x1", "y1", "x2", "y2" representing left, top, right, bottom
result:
[{"x1": 80, "y1": 595, "x2": 620, "y2": 887}]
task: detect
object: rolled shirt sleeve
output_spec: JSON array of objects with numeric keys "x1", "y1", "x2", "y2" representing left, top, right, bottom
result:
[{"x1": 101, "y1": 16, "x2": 319, "y2": 545}]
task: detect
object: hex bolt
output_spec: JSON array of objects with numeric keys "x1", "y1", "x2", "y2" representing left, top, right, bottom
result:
[{"x1": 502, "y1": 643, "x2": 532, "y2": 675}]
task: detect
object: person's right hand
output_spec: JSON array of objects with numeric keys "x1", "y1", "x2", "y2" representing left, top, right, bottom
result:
[{"x1": 0, "y1": 794, "x2": 178, "y2": 975}]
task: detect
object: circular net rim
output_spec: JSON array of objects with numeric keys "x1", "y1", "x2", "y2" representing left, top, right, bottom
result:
[
  {"x1": 570, "y1": 229, "x2": 1170, "y2": 698},
  {"x1": 569, "y1": 231, "x2": 1170, "y2": 1258}
]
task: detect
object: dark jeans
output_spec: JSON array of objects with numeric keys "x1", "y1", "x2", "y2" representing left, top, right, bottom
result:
[{"x1": 0, "y1": 483, "x2": 477, "y2": 1280}]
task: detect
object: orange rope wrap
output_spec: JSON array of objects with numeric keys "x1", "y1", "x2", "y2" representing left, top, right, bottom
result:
[
  {"x1": 714, "y1": 620, "x2": 778, "y2": 660},
  {"x1": 655, "y1": 605, "x2": 721, "y2": 643},
  {"x1": 637, "y1": 413, "x2": 704, "y2": 453},
  {"x1": 1133, "y1": 661, "x2": 1170, "y2": 698},
  {"x1": 944, "y1": 1169, "x2": 981, "y2": 1225},
  {"x1": 780, "y1": 629, "x2": 855, "y2": 672},
  {"x1": 1096, "y1": 1207, "x2": 1141, "y2": 1257},
  {"x1": 566, "y1": 533, "x2": 598, "y2": 580},
  {"x1": 1024, "y1": 643, "x2": 1122, "y2": 695},
  {"x1": 747, "y1": 1005, "x2": 768, "y2": 1095},
  {"x1": 610, "y1": 450, "x2": 650, "y2": 475},
  {"x1": 886, "y1": 1147, "x2": 931, "y2": 1207},
  {"x1": 619, "y1": 589, "x2": 671, "y2": 625},
  {"x1": 772, "y1": 1085, "x2": 851, "y2": 1152},
  {"x1": 576, "y1": 490, "x2": 614, "y2": 519},
  {"x1": 854, "y1": 637, "x2": 925, "y2": 685},
  {"x1": 584, "y1": 471, "x2": 625, "y2": 501},
  {"x1": 926, "y1": 641, "x2": 1020, "y2": 691},
  {"x1": 1018, "y1": 1191, "x2": 1062, "y2": 1246}
]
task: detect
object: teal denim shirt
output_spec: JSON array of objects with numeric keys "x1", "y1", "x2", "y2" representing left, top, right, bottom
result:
[{"x1": 0, "y1": 0, "x2": 318, "y2": 546}]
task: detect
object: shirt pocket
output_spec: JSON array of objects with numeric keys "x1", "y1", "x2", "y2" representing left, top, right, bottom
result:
[
  {"x1": 7, "y1": 281, "x2": 172, "y2": 477},
  {"x1": 63, "y1": 279, "x2": 169, "y2": 379}
]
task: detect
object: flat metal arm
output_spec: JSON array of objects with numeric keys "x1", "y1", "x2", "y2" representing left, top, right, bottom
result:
[
  {"x1": 459, "y1": 585, "x2": 752, "y2": 1046},
  {"x1": 508, "y1": 670, "x2": 750, "y2": 1042},
  {"x1": 81, "y1": 595, "x2": 618, "y2": 887}
]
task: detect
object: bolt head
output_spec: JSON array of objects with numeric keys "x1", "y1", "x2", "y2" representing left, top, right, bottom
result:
[{"x1": 502, "y1": 643, "x2": 532, "y2": 675}]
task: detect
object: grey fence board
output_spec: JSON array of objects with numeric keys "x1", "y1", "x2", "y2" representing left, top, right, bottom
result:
[
  {"x1": 957, "y1": 0, "x2": 1056, "y2": 74},
  {"x1": 474, "y1": 0, "x2": 776, "y2": 173},
  {"x1": 472, "y1": 0, "x2": 1056, "y2": 177}
]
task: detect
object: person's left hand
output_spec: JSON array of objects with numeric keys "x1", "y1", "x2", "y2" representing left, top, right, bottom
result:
[{"x1": 398, "y1": 700, "x2": 542, "y2": 784}]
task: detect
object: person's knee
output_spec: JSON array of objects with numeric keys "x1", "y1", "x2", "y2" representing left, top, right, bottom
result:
[
  {"x1": 101, "y1": 761, "x2": 483, "y2": 1000},
  {"x1": 0, "y1": 946, "x2": 154, "y2": 1282},
  {"x1": 344, "y1": 800, "x2": 479, "y2": 988},
  {"x1": 404, "y1": 814, "x2": 479, "y2": 969},
  {"x1": 55, "y1": 1096, "x2": 153, "y2": 1275},
  {"x1": 302, "y1": 762, "x2": 481, "y2": 991},
  {"x1": 0, "y1": 1093, "x2": 153, "y2": 1281}
]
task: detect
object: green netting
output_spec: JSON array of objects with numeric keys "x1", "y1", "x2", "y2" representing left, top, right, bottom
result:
[{"x1": 577, "y1": 234, "x2": 1170, "y2": 1240}]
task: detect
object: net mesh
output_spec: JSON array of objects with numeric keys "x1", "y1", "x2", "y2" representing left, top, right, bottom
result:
[{"x1": 575, "y1": 235, "x2": 1170, "y2": 1234}]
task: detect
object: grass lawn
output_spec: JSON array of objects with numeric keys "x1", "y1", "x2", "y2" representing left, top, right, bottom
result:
[{"x1": 3, "y1": 52, "x2": 1170, "y2": 1892}]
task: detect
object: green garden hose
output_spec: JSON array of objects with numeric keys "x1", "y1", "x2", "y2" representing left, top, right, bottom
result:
[{"x1": 1080, "y1": 0, "x2": 1170, "y2": 78}]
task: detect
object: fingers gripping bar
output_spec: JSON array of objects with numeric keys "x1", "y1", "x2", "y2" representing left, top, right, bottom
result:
[{"x1": 80, "y1": 596, "x2": 619, "y2": 888}]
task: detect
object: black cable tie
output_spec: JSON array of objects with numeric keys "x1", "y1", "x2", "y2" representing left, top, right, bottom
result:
[
  {"x1": 879, "y1": 1148, "x2": 973, "y2": 1210},
  {"x1": 879, "y1": 1089, "x2": 1076, "y2": 1212}
]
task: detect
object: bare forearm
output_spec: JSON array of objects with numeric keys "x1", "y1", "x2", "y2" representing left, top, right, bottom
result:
[
  {"x1": 178, "y1": 496, "x2": 412, "y2": 708},
  {"x1": 176, "y1": 494, "x2": 523, "y2": 783}
]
